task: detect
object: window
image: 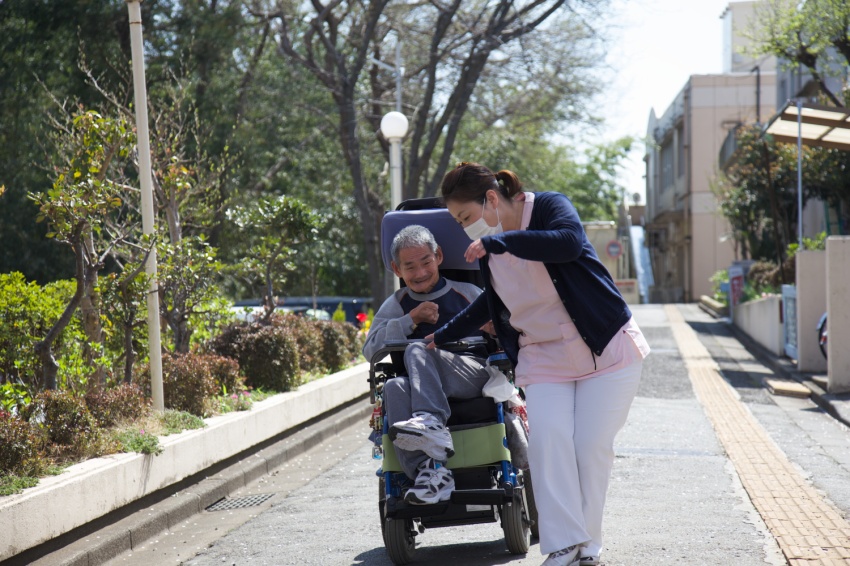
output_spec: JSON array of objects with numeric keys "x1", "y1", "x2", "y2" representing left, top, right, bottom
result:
[{"x1": 660, "y1": 141, "x2": 674, "y2": 190}]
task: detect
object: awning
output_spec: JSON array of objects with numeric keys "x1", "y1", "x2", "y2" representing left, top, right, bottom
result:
[{"x1": 764, "y1": 100, "x2": 850, "y2": 150}]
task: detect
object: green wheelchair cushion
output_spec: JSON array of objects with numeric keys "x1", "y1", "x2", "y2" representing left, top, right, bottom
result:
[{"x1": 381, "y1": 423, "x2": 510, "y2": 473}]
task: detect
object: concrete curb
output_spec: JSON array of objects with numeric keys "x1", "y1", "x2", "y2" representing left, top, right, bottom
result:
[{"x1": 0, "y1": 363, "x2": 371, "y2": 563}]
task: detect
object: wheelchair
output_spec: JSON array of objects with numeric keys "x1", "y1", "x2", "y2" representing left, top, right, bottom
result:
[{"x1": 367, "y1": 198, "x2": 538, "y2": 565}]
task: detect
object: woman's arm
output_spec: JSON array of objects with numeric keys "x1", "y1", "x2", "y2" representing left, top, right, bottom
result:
[
  {"x1": 482, "y1": 192, "x2": 585, "y2": 263},
  {"x1": 433, "y1": 292, "x2": 490, "y2": 345}
]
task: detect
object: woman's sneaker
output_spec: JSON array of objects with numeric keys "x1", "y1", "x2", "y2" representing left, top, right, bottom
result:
[
  {"x1": 390, "y1": 413, "x2": 455, "y2": 460},
  {"x1": 404, "y1": 459, "x2": 455, "y2": 505},
  {"x1": 541, "y1": 545, "x2": 580, "y2": 566}
]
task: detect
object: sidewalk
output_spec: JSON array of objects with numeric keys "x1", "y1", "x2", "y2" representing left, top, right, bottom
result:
[
  {"x1": 7, "y1": 303, "x2": 850, "y2": 566},
  {"x1": 701, "y1": 306, "x2": 850, "y2": 428}
]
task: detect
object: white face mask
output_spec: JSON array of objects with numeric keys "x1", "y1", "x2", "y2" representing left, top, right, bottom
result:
[{"x1": 463, "y1": 199, "x2": 503, "y2": 240}]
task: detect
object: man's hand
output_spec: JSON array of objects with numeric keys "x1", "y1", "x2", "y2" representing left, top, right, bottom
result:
[
  {"x1": 410, "y1": 301, "x2": 439, "y2": 326},
  {"x1": 480, "y1": 321, "x2": 496, "y2": 336}
]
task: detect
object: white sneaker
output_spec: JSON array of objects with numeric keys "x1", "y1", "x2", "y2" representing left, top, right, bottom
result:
[
  {"x1": 390, "y1": 413, "x2": 454, "y2": 460},
  {"x1": 579, "y1": 556, "x2": 600, "y2": 566},
  {"x1": 403, "y1": 458, "x2": 455, "y2": 505},
  {"x1": 541, "y1": 545, "x2": 580, "y2": 566}
]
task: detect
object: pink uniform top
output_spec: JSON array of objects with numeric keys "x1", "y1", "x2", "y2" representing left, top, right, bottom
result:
[{"x1": 488, "y1": 192, "x2": 650, "y2": 387}]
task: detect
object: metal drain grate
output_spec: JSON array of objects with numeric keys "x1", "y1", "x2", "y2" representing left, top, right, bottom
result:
[{"x1": 206, "y1": 493, "x2": 274, "y2": 512}]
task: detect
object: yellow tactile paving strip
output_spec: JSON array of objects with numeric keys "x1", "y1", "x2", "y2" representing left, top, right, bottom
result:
[{"x1": 665, "y1": 305, "x2": 850, "y2": 565}]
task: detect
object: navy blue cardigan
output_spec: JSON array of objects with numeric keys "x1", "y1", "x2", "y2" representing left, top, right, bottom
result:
[{"x1": 433, "y1": 191, "x2": 631, "y2": 366}]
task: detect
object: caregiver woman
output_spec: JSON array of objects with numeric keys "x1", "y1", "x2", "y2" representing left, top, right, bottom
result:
[{"x1": 428, "y1": 162, "x2": 650, "y2": 566}]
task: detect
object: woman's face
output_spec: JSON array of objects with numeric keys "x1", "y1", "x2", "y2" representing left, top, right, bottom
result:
[{"x1": 446, "y1": 190, "x2": 498, "y2": 229}]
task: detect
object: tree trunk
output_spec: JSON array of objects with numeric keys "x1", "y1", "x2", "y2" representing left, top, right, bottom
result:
[
  {"x1": 37, "y1": 234, "x2": 87, "y2": 390},
  {"x1": 81, "y1": 229, "x2": 106, "y2": 387},
  {"x1": 337, "y1": 98, "x2": 387, "y2": 306}
]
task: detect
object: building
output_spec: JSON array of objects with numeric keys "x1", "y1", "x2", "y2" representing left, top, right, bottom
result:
[{"x1": 644, "y1": 1, "x2": 776, "y2": 302}]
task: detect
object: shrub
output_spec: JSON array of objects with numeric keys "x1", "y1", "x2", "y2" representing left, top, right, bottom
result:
[
  {"x1": 339, "y1": 320, "x2": 365, "y2": 359},
  {"x1": 240, "y1": 325, "x2": 301, "y2": 391},
  {"x1": 271, "y1": 313, "x2": 324, "y2": 373},
  {"x1": 202, "y1": 354, "x2": 245, "y2": 395},
  {"x1": 0, "y1": 273, "x2": 89, "y2": 391},
  {"x1": 317, "y1": 321, "x2": 351, "y2": 373},
  {"x1": 209, "y1": 322, "x2": 301, "y2": 392},
  {"x1": 24, "y1": 390, "x2": 98, "y2": 449},
  {"x1": 332, "y1": 303, "x2": 346, "y2": 322},
  {"x1": 746, "y1": 260, "x2": 778, "y2": 293},
  {"x1": 161, "y1": 354, "x2": 220, "y2": 416},
  {"x1": 85, "y1": 383, "x2": 149, "y2": 428},
  {"x1": 134, "y1": 353, "x2": 221, "y2": 416},
  {"x1": 0, "y1": 410, "x2": 47, "y2": 476}
]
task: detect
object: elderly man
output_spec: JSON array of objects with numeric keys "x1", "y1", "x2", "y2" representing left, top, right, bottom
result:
[{"x1": 363, "y1": 224, "x2": 490, "y2": 505}]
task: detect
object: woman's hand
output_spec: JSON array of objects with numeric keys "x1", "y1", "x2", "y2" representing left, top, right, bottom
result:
[{"x1": 464, "y1": 239, "x2": 487, "y2": 263}]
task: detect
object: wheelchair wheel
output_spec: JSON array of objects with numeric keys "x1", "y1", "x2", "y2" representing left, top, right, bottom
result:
[
  {"x1": 378, "y1": 477, "x2": 387, "y2": 544},
  {"x1": 384, "y1": 516, "x2": 416, "y2": 565},
  {"x1": 502, "y1": 492, "x2": 531, "y2": 554},
  {"x1": 521, "y1": 469, "x2": 539, "y2": 539}
]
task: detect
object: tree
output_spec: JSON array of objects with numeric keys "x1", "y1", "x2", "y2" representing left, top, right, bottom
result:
[
  {"x1": 30, "y1": 110, "x2": 136, "y2": 389},
  {"x1": 715, "y1": 124, "x2": 817, "y2": 269},
  {"x1": 268, "y1": 0, "x2": 611, "y2": 306},
  {"x1": 747, "y1": 0, "x2": 850, "y2": 107},
  {"x1": 228, "y1": 195, "x2": 320, "y2": 320}
]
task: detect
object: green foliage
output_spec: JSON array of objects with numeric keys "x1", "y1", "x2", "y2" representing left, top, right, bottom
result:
[
  {"x1": 84, "y1": 384, "x2": 149, "y2": 429},
  {"x1": 0, "y1": 410, "x2": 47, "y2": 476},
  {"x1": 24, "y1": 390, "x2": 97, "y2": 449},
  {"x1": 786, "y1": 231, "x2": 827, "y2": 258},
  {"x1": 157, "y1": 236, "x2": 228, "y2": 354},
  {"x1": 116, "y1": 428, "x2": 162, "y2": 456},
  {"x1": 0, "y1": 273, "x2": 87, "y2": 391},
  {"x1": 158, "y1": 410, "x2": 206, "y2": 436},
  {"x1": 271, "y1": 314, "x2": 324, "y2": 373},
  {"x1": 0, "y1": 474, "x2": 40, "y2": 497},
  {"x1": 215, "y1": 390, "x2": 253, "y2": 414},
  {"x1": 710, "y1": 269, "x2": 729, "y2": 304},
  {"x1": 0, "y1": 382, "x2": 31, "y2": 415},
  {"x1": 745, "y1": 261, "x2": 779, "y2": 293},
  {"x1": 228, "y1": 195, "x2": 320, "y2": 312},
  {"x1": 316, "y1": 321, "x2": 352, "y2": 374},
  {"x1": 30, "y1": 111, "x2": 133, "y2": 243},
  {"x1": 332, "y1": 303, "x2": 346, "y2": 323},
  {"x1": 210, "y1": 323, "x2": 301, "y2": 392},
  {"x1": 714, "y1": 125, "x2": 802, "y2": 262}
]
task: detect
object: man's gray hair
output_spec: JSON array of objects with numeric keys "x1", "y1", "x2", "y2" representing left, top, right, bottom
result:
[{"x1": 391, "y1": 225, "x2": 438, "y2": 264}]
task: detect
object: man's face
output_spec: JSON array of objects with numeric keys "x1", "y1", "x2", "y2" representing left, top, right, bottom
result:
[{"x1": 391, "y1": 244, "x2": 443, "y2": 294}]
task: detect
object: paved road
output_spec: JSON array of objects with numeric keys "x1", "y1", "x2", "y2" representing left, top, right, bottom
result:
[{"x1": 102, "y1": 304, "x2": 850, "y2": 565}]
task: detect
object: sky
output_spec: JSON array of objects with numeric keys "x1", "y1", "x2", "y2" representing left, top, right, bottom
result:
[{"x1": 599, "y1": 0, "x2": 740, "y2": 203}]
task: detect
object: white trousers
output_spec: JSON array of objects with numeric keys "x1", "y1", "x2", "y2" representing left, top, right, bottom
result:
[{"x1": 524, "y1": 361, "x2": 642, "y2": 556}]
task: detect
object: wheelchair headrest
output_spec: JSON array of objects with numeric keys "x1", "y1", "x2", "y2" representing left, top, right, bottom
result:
[{"x1": 381, "y1": 208, "x2": 479, "y2": 272}]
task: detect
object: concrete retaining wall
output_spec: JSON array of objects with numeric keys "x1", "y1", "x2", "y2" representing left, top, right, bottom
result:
[
  {"x1": 0, "y1": 362, "x2": 370, "y2": 561},
  {"x1": 733, "y1": 295, "x2": 783, "y2": 356}
]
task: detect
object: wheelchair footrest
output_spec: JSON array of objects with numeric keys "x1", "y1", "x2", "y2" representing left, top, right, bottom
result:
[{"x1": 450, "y1": 486, "x2": 514, "y2": 506}]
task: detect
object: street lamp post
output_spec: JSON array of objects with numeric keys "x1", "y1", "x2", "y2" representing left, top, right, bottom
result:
[
  {"x1": 380, "y1": 111, "x2": 408, "y2": 292},
  {"x1": 127, "y1": 0, "x2": 164, "y2": 411},
  {"x1": 380, "y1": 111, "x2": 409, "y2": 211}
]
